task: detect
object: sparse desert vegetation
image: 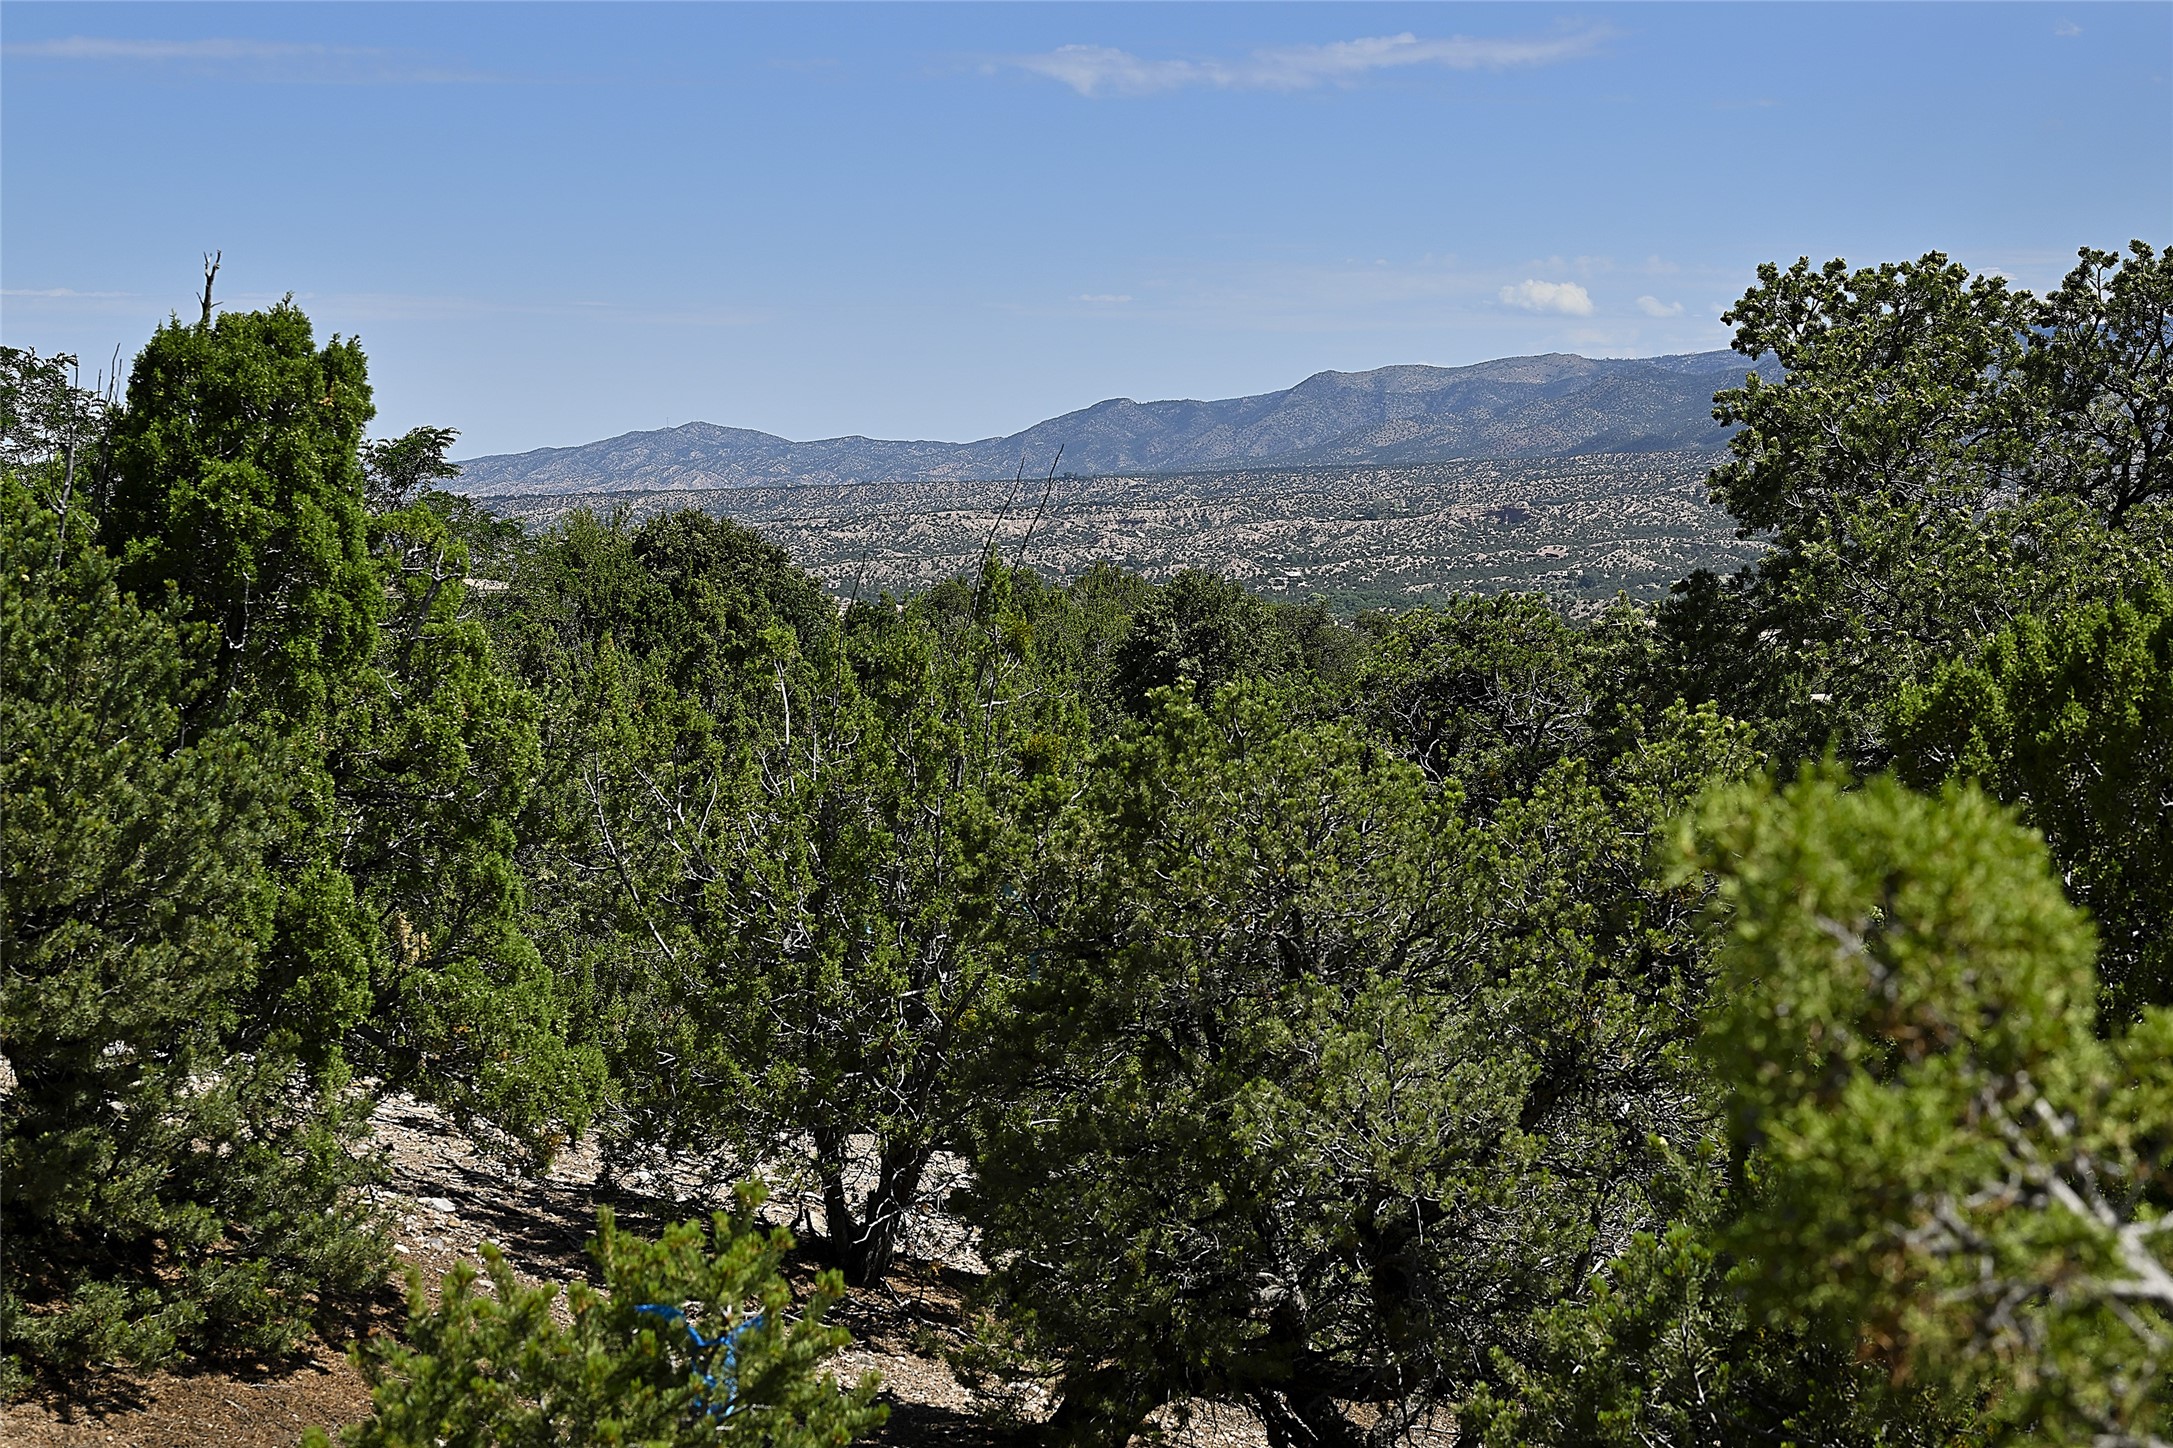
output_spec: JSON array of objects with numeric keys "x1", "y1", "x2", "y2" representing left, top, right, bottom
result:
[{"x1": 478, "y1": 450, "x2": 1759, "y2": 611}]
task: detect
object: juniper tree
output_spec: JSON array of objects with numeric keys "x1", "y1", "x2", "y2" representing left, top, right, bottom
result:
[
  {"x1": 2026, "y1": 241, "x2": 2173, "y2": 526},
  {"x1": 1109, "y1": 568, "x2": 1304, "y2": 716},
  {"x1": 92, "y1": 300, "x2": 596, "y2": 1151},
  {"x1": 518, "y1": 533, "x2": 1079, "y2": 1285},
  {"x1": 1664, "y1": 242, "x2": 2173, "y2": 766},
  {"x1": 1351, "y1": 592, "x2": 1605, "y2": 812},
  {"x1": 968, "y1": 684, "x2": 1754, "y2": 1445},
  {"x1": 1889, "y1": 573, "x2": 2173, "y2": 1023},
  {"x1": 1, "y1": 481, "x2": 384, "y2": 1387},
  {"x1": 1683, "y1": 773, "x2": 2173, "y2": 1445},
  {"x1": 100, "y1": 302, "x2": 381, "y2": 726}
]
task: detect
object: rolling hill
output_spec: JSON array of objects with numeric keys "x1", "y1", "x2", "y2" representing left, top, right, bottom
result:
[{"x1": 451, "y1": 350, "x2": 1765, "y2": 497}]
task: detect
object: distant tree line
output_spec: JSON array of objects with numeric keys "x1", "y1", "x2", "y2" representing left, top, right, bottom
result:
[{"x1": 2, "y1": 241, "x2": 2168, "y2": 1446}]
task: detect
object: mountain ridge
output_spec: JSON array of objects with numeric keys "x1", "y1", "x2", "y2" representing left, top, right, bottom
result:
[{"x1": 452, "y1": 349, "x2": 1767, "y2": 497}]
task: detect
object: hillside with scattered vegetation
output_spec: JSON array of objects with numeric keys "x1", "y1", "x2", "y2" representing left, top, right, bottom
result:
[
  {"x1": 478, "y1": 449, "x2": 1757, "y2": 612},
  {"x1": 447, "y1": 350, "x2": 1767, "y2": 497},
  {"x1": 4, "y1": 242, "x2": 2170, "y2": 1447}
]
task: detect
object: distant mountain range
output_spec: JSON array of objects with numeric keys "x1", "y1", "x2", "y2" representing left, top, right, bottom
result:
[{"x1": 452, "y1": 350, "x2": 1768, "y2": 497}]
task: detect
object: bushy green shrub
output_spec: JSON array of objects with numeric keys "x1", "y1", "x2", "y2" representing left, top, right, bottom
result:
[
  {"x1": 969, "y1": 685, "x2": 1756, "y2": 1444},
  {"x1": 1889, "y1": 572, "x2": 2173, "y2": 1020},
  {"x1": 312, "y1": 1195, "x2": 885, "y2": 1448},
  {"x1": 1682, "y1": 772, "x2": 2172, "y2": 1445}
]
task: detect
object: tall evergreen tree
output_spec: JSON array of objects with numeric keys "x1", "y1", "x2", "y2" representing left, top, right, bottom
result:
[
  {"x1": 99, "y1": 302, "x2": 381, "y2": 727},
  {"x1": 91, "y1": 299, "x2": 596, "y2": 1151},
  {"x1": 1, "y1": 481, "x2": 385, "y2": 1386}
]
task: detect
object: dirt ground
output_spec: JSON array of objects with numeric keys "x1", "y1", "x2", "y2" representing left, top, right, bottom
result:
[{"x1": 3, "y1": 1095, "x2": 1271, "y2": 1448}]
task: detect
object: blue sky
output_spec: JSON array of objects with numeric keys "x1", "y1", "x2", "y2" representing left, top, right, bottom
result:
[{"x1": 4, "y1": 3, "x2": 2168, "y2": 457}]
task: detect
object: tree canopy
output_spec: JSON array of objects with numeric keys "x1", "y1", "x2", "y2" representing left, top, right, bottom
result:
[{"x1": 4, "y1": 242, "x2": 2168, "y2": 1443}]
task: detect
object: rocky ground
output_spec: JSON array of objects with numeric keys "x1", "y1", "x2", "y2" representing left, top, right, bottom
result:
[{"x1": 3, "y1": 1096, "x2": 1272, "y2": 1448}]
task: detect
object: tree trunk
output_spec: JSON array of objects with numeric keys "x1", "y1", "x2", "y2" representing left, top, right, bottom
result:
[
  {"x1": 1041, "y1": 1366, "x2": 1154, "y2": 1448},
  {"x1": 1254, "y1": 1389, "x2": 1370, "y2": 1448},
  {"x1": 809, "y1": 1130, "x2": 939, "y2": 1287},
  {"x1": 836, "y1": 1138, "x2": 933, "y2": 1287},
  {"x1": 812, "y1": 1128, "x2": 864, "y2": 1280}
]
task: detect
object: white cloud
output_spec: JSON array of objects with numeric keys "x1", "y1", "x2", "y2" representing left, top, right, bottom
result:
[
  {"x1": 1499, "y1": 279, "x2": 1595, "y2": 317},
  {"x1": 1, "y1": 287, "x2": 137, "y2": 299},
  {"x1": 2054, "y1": 21, "x2": 2082, "y2": 36},
  {"x1": 1003, "y1": 28, "x2": 1606, "y2": 99},
  {"x1": 1636, "y1": 295, "x2": 1685, "y2": 318},
  {"x1": 1075, "y1": 293, "x2": 1134, "y2": 305}
]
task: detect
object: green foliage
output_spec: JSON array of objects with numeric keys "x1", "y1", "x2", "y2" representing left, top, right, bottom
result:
[
  {"x1": 1, "y1": 481, "x2": 385, "y2": 1385},
  {"x1": 936, "y1": 559, "x2": 1151, "y2": 733},
  {"x1": 1352, "y1": 592, "x2": 1607, "y2": 810},
  {"x1": 1464, "y1": 1224, "x2": 1973, "y2": 1447},
  {"x1": 99, "y1": 302, "x2": 381, "y2": 726},
  {"x1": 1674, "y1": 243, "x2": 2173, "y2": 766},
  {"x1": 1108, "y1": 568, "x2": 1303, "y2": 715},
  {"x1": 1682, "y1": 772, "x2": 2173, "y2": 1445},
  {"x1": 1890, "y1": 574, "x2": 2173, "y2": 1020},
  {"x1": 968, "y1": 685, "x2": 1755, "y2": 1444},
  {"x1": 505, "y1": 508, "x2": 830, "y2": 703},
  {"x1": 2, "y1": 304, "x2": 590, "y2": 1400},
  {"x1": 413, "y1": 486, "x2": 527, "y2": 578},
  {"x1": 329, "y1": 490, "x2": 601, "y2": 1141},
  {"x1": 637, "y1": 509, "x2": 833, "y2": 629},
  {"x1": 497, "y1": 507, "x2": 833, "y2": 755},
  {"x1": 1711, "y1": 252, "x2": 2036, "y2": 547},
  {"x1": 88, "y1": 301, "x2": 599, "y2": 1152},
  {"x1": 2027, "y1": 241, "x2": 2173, "y2": 525},
  {"x1": 363, "y1": 424, "x2": 462, "y2": 513},
  {"x1": 511, "y1": 528, "x2": 1077, "y2": 1283},
  {"x1": 309, "y1": 1197, "x2": 885, "y2": 1448},
  {"x1": 701, "y1": 589, "x2": 1060, "y2": 1284},
  {"x1": 0, "y1": 345, "x2": 107, "y2": 519}
]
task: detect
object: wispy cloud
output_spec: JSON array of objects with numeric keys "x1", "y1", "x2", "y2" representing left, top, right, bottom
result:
[
  {"x1": 2, "y1": 287, "x2": 138, "y2": 300},
  {"x1": 1635, "y1": 295, "x2": 1685, "y2": 318},
  {"x1": 0, "y1": 284, "x2": 760, "y2": 330},
  {"x1": 5, "y1": 36, "x2": 359, "y2": 62},
  {"x1": 2, "y1": 35, "x2": 501, "y2": 84},
  {"x1": 1000, "y1": 28, "x2": 1606, "y2": 99},
  {"x1": 2054, "y1": 21, "x2": 2082, "y2": 37},
  {"x1": 229, "y1": 290, "x2": 764, "y2": 329},
  {"x1": 1499, "y1": 279, "x2": 1594, "y2": 317},
  {"x1": 1075, "y1": 293, "x2": 1134, "y2": 305}
]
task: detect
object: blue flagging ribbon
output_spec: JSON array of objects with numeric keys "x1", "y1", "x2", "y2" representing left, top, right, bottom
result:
[{"x1": 635, "y1": 1302, "x2": 762, "y2": 1418}]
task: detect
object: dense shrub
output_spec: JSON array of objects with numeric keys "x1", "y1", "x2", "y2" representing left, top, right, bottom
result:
[{"x1": 310, "y1": 1197, "x2": 884, "y2": 1448}]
